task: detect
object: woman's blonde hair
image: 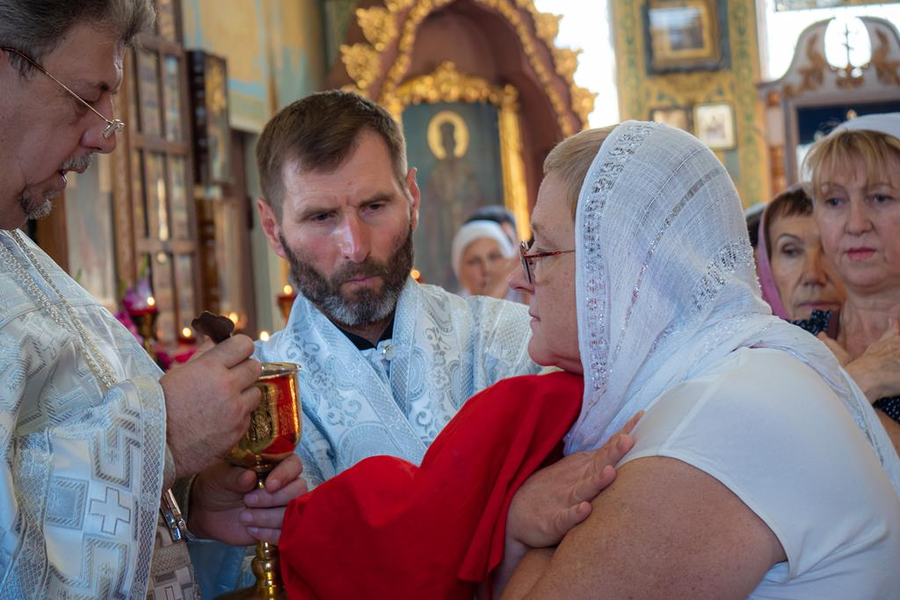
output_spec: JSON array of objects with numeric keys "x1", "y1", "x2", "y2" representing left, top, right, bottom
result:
[
  {"x1": 803, "y1": 129, "x2": 900, "y2": 200},
  {"x1": 543, "y1": 126, "x2": 618, "y2": 219}
]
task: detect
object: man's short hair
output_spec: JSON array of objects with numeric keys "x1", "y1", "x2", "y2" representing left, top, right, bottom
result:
[
  {"x1": 256, "y1": 90, "x2": 409, "y2": 219},
  {"x1": 0, "y1": 0, "x2": 155, "y2": 77},
  {"x1": 764, "y1": 184, "x2": 813, "y2": 257},
  {"x1": 543, "y1": 125, "x2": 617, "y2": 219}
]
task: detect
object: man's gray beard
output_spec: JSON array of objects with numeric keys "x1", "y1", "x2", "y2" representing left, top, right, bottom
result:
[
  {"x1": 18, "y1": 190, "x2": 55, "y2": 220},
  {"x1": 280, "y1": 226, "x2": 413, "y2": 328},
  {"x1": 18, "y1": 154, "x2": 94, "y2": 221}
]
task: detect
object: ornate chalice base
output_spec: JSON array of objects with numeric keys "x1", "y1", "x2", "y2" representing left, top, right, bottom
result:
[{"x1": 217, "y1": 362, "x2": 302, "y2": 600}]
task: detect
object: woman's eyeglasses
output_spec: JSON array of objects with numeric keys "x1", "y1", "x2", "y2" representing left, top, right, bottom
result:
[
  {"x1": 519, "y1": 240, "x2": 575, "y2": 284},
  {"x1": 2, "y1": 46, "x2": 124, "y2": 139}
]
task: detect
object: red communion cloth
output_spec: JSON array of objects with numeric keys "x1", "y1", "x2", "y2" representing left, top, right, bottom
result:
[{"x1": 279, "y1": 371, "x2": 584, "y2": 600}]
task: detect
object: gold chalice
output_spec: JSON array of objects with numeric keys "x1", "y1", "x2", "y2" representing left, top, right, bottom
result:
[{"x1": 218, "y1": 362, "x2": 302, "y2": 600}]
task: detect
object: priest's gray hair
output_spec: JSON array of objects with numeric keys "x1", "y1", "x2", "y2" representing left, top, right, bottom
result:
[{"x1": 0, "y1": 0, "x2": 155, "y2": 77}]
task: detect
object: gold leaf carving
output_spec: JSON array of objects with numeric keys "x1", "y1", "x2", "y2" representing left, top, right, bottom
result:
[
  {"x1": 340, "y1": 43, "x2": 381, "y2": 90},
  {"x1": 784, "y1": 34, "x2": 829, "y2": 97},
  {"x1": 836, "y1": 71, "x2": 864, "y2": 89},
  {"x1": 533, "y1": 12, "x2": 561, "y2": 46},
  {"x1": 385, "y1": 0, "x2": 415, "y2": 11},
  {"x1": 498, "y1": 86, "x2": 531, "y2": 241},
  {"x1": 554, "y1": 47, "x2": 581, "y2": 85},
  {"x1": 357, "y1": 7, "x2": 396, "y2": 51},
  {"x1": 341, "y1": 0, "x2": 589, "y2": 134},
  {"x1": 386, "y1": 61, "x2": 512, "y2": 112},
  {"x1": 570, "y1": 85, "x2": 597, "y2": 126},
  {"x1": 872, "y1": 29, "x2": 900, "y2": 85}
]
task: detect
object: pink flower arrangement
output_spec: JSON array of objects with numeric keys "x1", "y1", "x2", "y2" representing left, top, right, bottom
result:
[{"x1": 114, "y1": 309, "x2": 141, "y2": 342}]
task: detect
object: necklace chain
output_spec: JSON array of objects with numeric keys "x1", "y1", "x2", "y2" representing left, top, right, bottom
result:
[{"x1": 1, "y1": 230, "x2": 118, "y2": 392}]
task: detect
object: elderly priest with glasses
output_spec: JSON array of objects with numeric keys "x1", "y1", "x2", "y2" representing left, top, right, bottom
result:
[{"x1": 0, "y1": 1, "x2": 304, "y2": 598}]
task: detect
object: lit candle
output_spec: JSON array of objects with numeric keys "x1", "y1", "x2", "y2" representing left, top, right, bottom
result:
[
  {"x1": 177, "y1": 326, "x2": 194, "y2": 346},
  {"x1": 129, "y1": 295, "x2": 158, "y2": 317},
  {"x1": 227, "y1": 311, "x2": 239, "y2": 324},
  {"x1": 277, "y1": 284, "x2": 297, "y2": 323},
  {"x1": 259, "y1": 330, "x2": 270, "y2": 342}
]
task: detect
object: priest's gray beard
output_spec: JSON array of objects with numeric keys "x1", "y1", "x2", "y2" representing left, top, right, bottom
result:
[
  {"x1": 18, "y1": 188, "x2": 56, "y2": 221},
  {"x1": 18, "y1": 154, "x2": 94, "y2": 220},
  {"x1": 280, "y1": 224, "x2": 413, "y2": 327}
]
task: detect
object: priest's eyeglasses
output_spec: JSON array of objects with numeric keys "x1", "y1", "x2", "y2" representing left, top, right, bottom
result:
[
  {"x1": 519, "y1": 240, "x2": 575, "y2": 285},
  {"x1": 2, "y1": 47, "x2": 124, "y2": 139}
]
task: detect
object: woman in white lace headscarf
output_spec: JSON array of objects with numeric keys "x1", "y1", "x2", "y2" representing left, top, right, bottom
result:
[
  {"x1": 451, "y1": 219, "x2": 518, "y2": 299},
  {"x1": 502, "y1": 121, "x2": 900, "y2": 598}
]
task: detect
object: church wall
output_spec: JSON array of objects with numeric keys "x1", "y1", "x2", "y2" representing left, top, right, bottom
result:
[
  {"x1": 611, "y1": 0, "x2": 771, "y2": 206},
  {"x1": 182, "y1": 0, "x2": 327, "y2": 132}
]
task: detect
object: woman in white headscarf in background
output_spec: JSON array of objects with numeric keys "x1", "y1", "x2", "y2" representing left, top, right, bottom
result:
[
  {"x1": 500, "y1": 121, "x2": 900, "y2": 598},
  {"x1": 451, "y1": 219, "x2": 520, "y2": 300}
]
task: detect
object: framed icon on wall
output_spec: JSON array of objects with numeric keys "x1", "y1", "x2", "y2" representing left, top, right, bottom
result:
[
  {"x1": 644, "y1": 0, "x2": 729, "y2": 73},
  {"x1": 694, "y1": 102, "x2": 736, "y2": 149},
  {"x1": 650, "y1": 106, "x2": 692, "y2": 132}
]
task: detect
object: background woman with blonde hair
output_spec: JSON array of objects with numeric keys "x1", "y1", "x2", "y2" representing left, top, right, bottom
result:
[{"x1": 799, "y1": 113, "x2": 900, "y2": 450}]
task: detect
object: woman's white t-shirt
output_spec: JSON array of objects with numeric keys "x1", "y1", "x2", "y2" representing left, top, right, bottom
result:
[{"x1": 621, "y1": 347, "x2": 900, "y2": 599}]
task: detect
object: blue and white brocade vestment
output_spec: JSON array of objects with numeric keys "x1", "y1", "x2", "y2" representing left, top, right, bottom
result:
[{"x1": 0, "y1": 232, "x2": 197, "y2": 599}]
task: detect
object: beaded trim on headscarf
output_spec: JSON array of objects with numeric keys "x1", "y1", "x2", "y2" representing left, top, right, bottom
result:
[{"x1": 576, "y1": 122, "x2": 657, "y2": 407}]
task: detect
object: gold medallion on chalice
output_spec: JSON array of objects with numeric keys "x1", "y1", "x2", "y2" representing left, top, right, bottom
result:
[{"x1": 218, "y1": 362, "x2": 301, "y2": 600}]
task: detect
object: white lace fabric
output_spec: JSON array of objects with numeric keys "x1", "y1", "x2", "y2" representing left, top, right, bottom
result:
[{"x1": 565, "y1": 121, "x2": 900, "y2": 493}]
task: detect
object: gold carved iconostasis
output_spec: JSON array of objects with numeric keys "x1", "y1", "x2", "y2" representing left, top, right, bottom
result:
[
  {"x1": 612, "y1": 0, "x2": 771, "y2": 207},
  {"x1": 328, "y1": 0, "x2": 595, "y2": 290}
]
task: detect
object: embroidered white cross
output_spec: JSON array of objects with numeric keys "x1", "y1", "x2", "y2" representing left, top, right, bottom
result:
[{"x1": 89, "y1": 487, "x2": 131, "y2": 535}]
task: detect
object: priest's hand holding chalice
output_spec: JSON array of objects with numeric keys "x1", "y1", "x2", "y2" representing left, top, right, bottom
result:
[{"x1": 191, "y1": 312, "x2": 303, "y2": 600}]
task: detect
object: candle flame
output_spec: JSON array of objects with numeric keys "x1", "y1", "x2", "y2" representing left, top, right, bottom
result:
[
  {"x1": 259, "y1": 330, "x2": 270, "y2": 342},
  {"x1": 283, "y1": 284, "x2": 293, "y2": 296},
  {"x1": 410, "y1": 269, "x2": 421, "y2": 280},
  {"x1": 228, "y1": 311, "x2": 239, "y2": 324},
  {"x1": 147, "y1": 296, "x2": 156, "y2": 307},
  {"x1": 181, "y1": 327, "x2": 192, "y2": 338}
]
